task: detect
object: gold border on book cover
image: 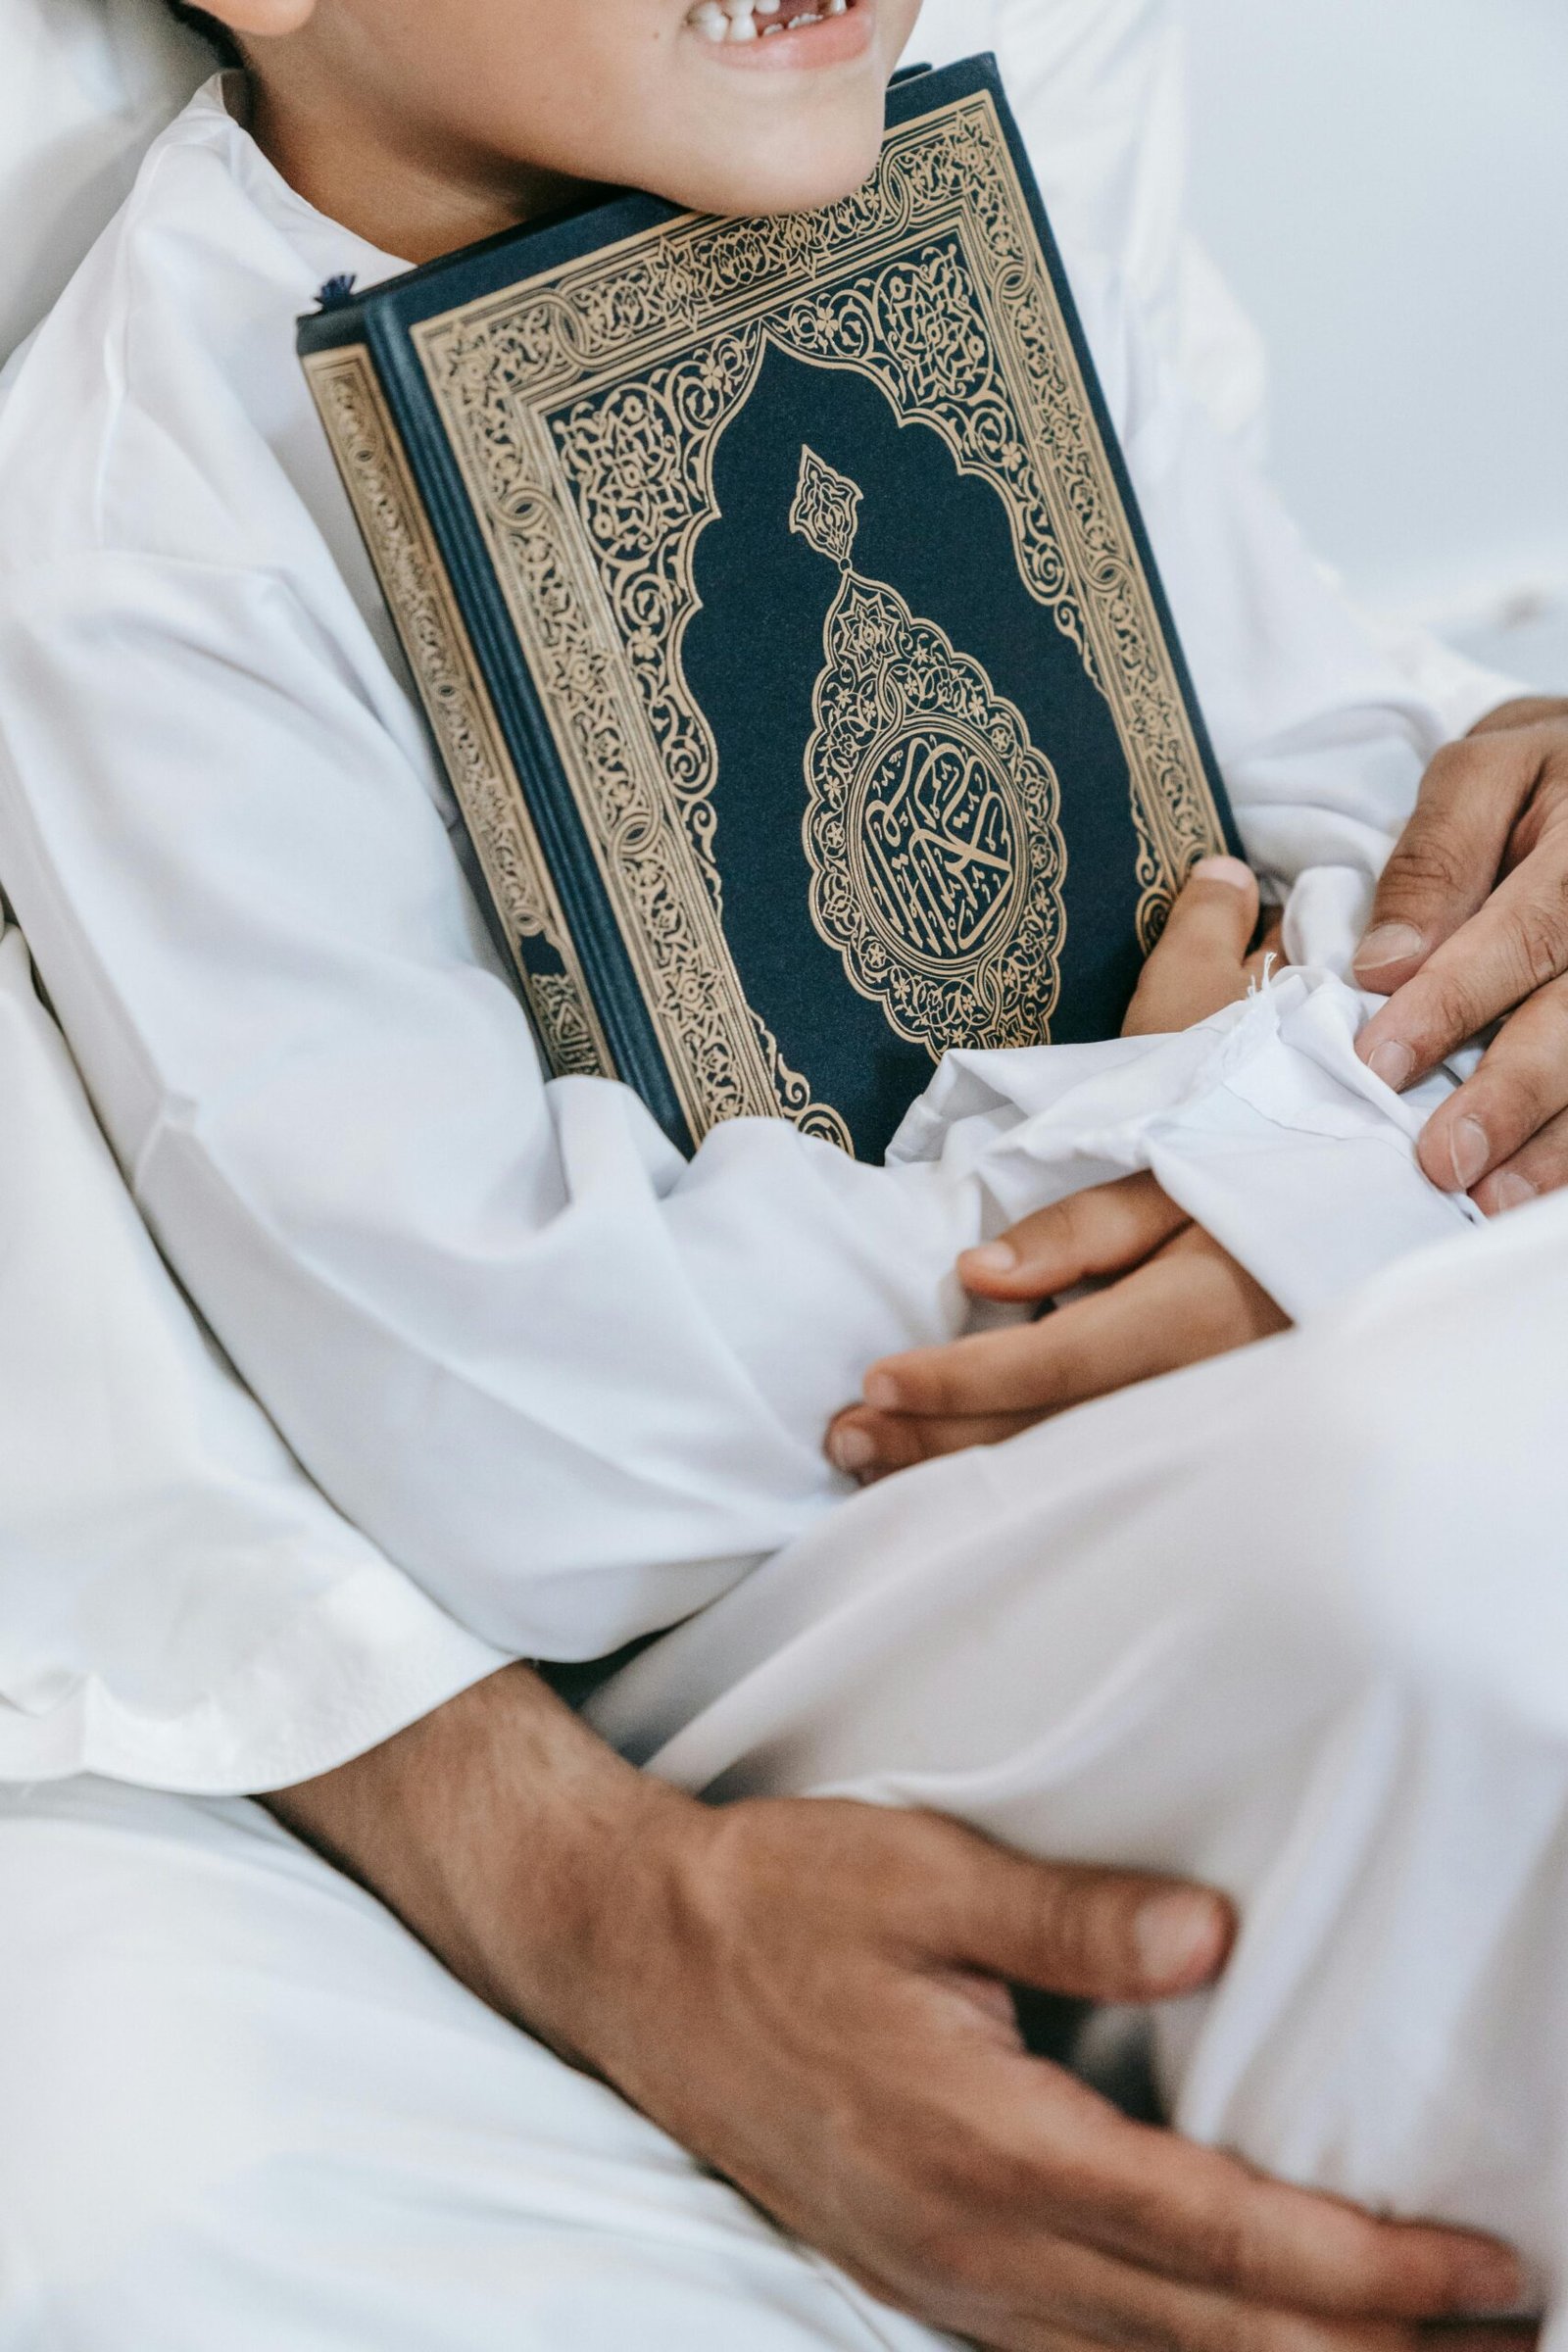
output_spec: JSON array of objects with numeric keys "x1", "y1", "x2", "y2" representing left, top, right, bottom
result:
[
  {"x1": 303, "y1": 342, "x2": 611, "y2": 1080},
  {"x1": 409, "y1": 89, "x2": 1229, "y2": 1148}
]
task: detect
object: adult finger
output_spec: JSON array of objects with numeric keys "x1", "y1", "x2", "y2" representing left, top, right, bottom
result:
[
  {"x1": 958, "y1": 1173, "x2": 1190, "y2": 1301},
  {"x1": 1035, "y1": 2102, "x2": 1526, "y2": 2325},
  {"x1": 1413, "y1": 972, "x2": 1568, "y2": 1197},
  {"x1": 1123, "y1": 858, "x2": 1260, "y2": 1037},
  {"x1": 1471, "y1": 1102, "x2": 1568, "y2": 1216},
  {"x1": 1355, "y1": 845, "x2": 1568, "y2": 1092},
  {"x1": 931, "y1": 1839, "x2": 1234, "y2": 2005},
  {"x1": 984, "y1": 2225, "x2": 1531, "y2": 2352},
  {"x1": 1351, "y1": 731, "x2": 1544, "y2": 994}
]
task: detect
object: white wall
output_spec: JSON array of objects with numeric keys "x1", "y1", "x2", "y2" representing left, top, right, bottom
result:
[{"x1": 1184, "y1": 0, "x2": 1568, "y2": 690}]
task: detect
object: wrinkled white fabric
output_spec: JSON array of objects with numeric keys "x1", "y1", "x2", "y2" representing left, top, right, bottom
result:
[
  {"x1": 890, "y1": 968, "x2": 1482, "y2": 1325},
  {"x1": 0, "y1": 82, "x2": 1494, "y2": 1717},
  {"x1": 9, "y1": 1195, "x2": 1568, "y2": 2341},
  {"x1": 915, "y1": 0, "x2": 1521, "y2": 740},
  {"x1": 0, "y1": 889, "x2": 1477, "y2": 1784},
  {"x1": 596, "y1": 1186, "x2": 1568, "y2": 2308},
  {"x1": 0, "y1": 29, "x2": 1562, "y2": 2333},
  {"x1": 0, "y1": 917, "x2": 509, "y2": 1789},
  {"x1": 0, "y1": 0, "x2": 209, "y2": 366}
]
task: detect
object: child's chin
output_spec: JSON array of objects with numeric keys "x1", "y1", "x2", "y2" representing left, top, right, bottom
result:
[{"x1": 660, "y1": 127, "x2": 884, "y2": 220}]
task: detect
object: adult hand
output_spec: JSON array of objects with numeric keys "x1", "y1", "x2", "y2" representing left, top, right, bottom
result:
[
  {"x1": 272, "y1": 1669, "x2": 1529, "y2": 2352},
  {"x1": 1352, "y1": 698, "x2": 1568, "y2": 1214},
  {"x1": 827, "y1": 858, "x2": 1289, "y2": 1484}
]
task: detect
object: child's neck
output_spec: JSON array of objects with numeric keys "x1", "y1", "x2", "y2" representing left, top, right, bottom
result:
[{"x1": 247, "y1": 74, "x2": 583, "y2": 266}]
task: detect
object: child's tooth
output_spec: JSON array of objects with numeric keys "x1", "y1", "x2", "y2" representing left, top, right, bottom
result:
[{"x1": 686, "y1": 0, "x2": 852, "y2": 42}]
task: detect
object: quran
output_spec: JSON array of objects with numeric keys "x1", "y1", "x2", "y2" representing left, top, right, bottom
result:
[{"x1": 300, "y1": 54, "x2": 1238, "y2": 1161}]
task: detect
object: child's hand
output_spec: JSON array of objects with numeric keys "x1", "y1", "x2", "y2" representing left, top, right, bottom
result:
[
  {"x1": 825, "y1": 858, "x2": 1288, "y2": 1484},
  {"x1": 825, "y1": 1174, "x2": 1290, "y2": 1484},
  {"x1": 1122, "y1": 855, "x2": 1282, "y2": 1038}
]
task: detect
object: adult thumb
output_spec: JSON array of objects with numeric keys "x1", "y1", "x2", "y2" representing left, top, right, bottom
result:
[{"x1": 954, "y1": 1846, "x2": 1234, "y2": 2005}]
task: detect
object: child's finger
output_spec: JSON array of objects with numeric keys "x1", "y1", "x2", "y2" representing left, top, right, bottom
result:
[
  {"x1": 957, "y1": 1173, "x2": 1188, "y2": 1300},
  {"x1": 827, "y1": 1229, "x2": 1291, "y2": 1482},
  {"x1": 825, "y1": 1404, "x2": 1034, "y2": 1483},
  {"x1": 1123, "y1": 857, "x2": 1260, "y2": 1037}
]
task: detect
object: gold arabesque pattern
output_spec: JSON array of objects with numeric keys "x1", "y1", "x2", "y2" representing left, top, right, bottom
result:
[{"x1": 303, "y1": 343, "x2": 609, "y2": 1079}]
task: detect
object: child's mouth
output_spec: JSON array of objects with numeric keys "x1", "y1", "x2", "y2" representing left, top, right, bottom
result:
[{"x1": 685, "y1": 0, "x2": 855, "y2": 47}]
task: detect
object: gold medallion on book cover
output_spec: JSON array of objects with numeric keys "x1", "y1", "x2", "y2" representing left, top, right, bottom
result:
[{"x1": 789, "y1": 445, "x2": 1066, "y2": 1056}]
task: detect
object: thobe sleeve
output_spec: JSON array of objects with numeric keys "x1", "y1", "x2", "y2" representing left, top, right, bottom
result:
[
  {"x1": 0, "y1": 555, "x2": 990, "y2": 1662},
  {"x1": 0, "y1": 919, "x2": 509, "y2": 1794}
]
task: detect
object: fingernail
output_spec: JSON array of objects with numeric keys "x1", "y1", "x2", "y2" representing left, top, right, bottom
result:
[
  {"x1": 1192, "y1": 856, "x2": 1255, "y2": 893},
  {"x1": 1135, "y1": 1892, "x2": 1224, "y2": 1982},
  {"x1": 961, "y1": 1240, "x2": 1018, "y2": 1278},
  {"x1": 1354, "y1": 921, "x2": 1425, "y2": 975},
  {"x1": 862, "y1": 1370, "x2": 900, "y2": 1412},
  {"x1": 1455, "y1": 2245, "x2": 1526, "y2": 2314},
  {"x1": 1447, "y1": 1115, "x2": 1491, "y2": 1194},
  {"x1": 829, "y1": 1426, "x2": 875, "y2": 1474},
  {"x1": 1490, "y1": 1170, "x2": 1539, "y2": 1214},
  {"x1": 1366, "y1": 1039, "x2": 1415, "y2": 1091}
]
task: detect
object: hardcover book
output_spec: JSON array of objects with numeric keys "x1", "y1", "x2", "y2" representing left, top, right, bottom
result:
[{"x1": 299, "y1": 53, "x2": 1238, "y2": 1161}]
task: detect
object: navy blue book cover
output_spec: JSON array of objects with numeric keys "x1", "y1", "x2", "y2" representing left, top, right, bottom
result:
[{"x1": 300, "y1": 54, "x2": 1238, "y2": 1160}]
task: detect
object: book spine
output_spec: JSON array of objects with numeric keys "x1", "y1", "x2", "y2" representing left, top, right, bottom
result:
[
  {"x1": 368, "y1": 315, "x2": 701, "y2": 1156},
  {"x1": 301, "y1": 337, "x2": 620, "y2": 1096}
]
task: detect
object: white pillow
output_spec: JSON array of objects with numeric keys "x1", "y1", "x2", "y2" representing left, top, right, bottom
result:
[{"x1": 0, "y1": 0, "x2": 213, "y2": 364}]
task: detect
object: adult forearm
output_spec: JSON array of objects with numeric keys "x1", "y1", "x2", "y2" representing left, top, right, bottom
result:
[{"x1": 264, "y1": 1662, "x2": 690, "y2": 2062}]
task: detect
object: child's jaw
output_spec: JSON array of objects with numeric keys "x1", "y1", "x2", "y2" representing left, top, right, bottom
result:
[{"x1": 229, "y1": 0, "x2": 918, "y2": 261}]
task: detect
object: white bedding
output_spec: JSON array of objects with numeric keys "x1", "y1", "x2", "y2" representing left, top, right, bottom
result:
[{"x1": 0, "y1": 0, "x2": 210, "y2": 366}]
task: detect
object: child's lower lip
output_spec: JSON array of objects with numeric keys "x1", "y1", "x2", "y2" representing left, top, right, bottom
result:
[{"x1": 685, "y1": 0, "x2": 875, "y2": 70}]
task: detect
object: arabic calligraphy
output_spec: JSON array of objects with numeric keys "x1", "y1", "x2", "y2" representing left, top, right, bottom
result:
[{"x1": 858, "y1": 727, "x2": 1023, "y2": 967}]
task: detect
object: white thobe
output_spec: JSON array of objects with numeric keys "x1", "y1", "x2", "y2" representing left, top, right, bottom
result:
[
  {"x1": 4, "y1": 879, "x2": 1568, "y2": 2337},
  {"x1": 8, "y1": 1097, "x2": 1568, "y2": 2340},
  {"x1": 0, "y1": 0, "x2": 210, "y2": 363},
  {"x1": 2, "y1": 60, "x2": 1568, "y2": 2352},
  {"x1": 0, "y1": 78, "x2": 1496, "y2": 1758}
]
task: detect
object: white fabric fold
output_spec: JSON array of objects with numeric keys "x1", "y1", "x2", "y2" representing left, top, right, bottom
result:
[
  {"x1": 0, "y1": 920, "x2": 509, "y2": 1792},
  {"x1": 896, "y1": 972, "x2": 1482, "y2": 1324}
]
